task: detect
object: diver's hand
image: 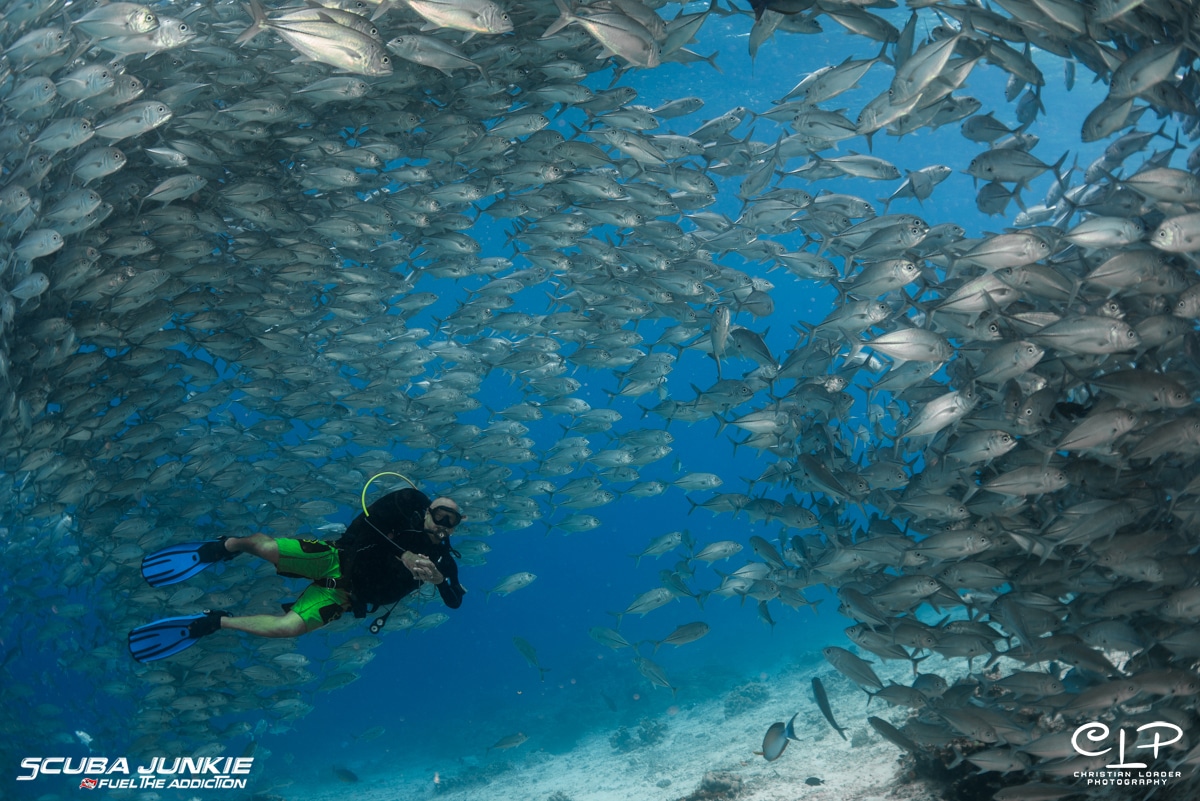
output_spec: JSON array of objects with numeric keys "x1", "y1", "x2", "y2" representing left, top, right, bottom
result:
[{"x1": 401, "y1": 552, "x2": 443, "y2": 584}]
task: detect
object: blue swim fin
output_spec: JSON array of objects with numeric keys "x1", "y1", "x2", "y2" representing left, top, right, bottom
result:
[
  {"x1": 128, "y1": 611, "x2": 228, "y2": 663},
  {"x1": 140, "y1": 539, "x2": 237, "y2": 587}
]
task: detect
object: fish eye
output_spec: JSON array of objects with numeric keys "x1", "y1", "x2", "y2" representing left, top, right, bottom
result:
[{"x1": 179, "y1": 23, "x2": 187, "y2": 31}]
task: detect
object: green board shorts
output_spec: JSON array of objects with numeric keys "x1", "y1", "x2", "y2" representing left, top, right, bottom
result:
[{"x1": 276, "y1": 539, "x2": 352, "y2": 630}]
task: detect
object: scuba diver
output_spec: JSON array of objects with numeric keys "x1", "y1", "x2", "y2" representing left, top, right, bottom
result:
[{"x1": 129, "y1": 486, "x2": 466, "y2": 662}]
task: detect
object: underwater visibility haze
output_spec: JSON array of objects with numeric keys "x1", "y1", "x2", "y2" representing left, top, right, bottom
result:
[{"x1": 2, "y1": 0, "x2": 1200, "y2": 799}]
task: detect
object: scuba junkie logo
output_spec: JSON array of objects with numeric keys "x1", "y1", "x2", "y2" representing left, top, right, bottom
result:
[{"x1": 17, "y1": 756, "x2": 254, "y2": 791}]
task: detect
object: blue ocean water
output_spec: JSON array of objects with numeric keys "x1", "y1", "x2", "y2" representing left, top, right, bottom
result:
[
  {"x1": 272, "y1": 10, "x2": 1114, "y2": 790},
  {"x1": 0, "y1": 4, "x2": 1131, "y2": 799}
]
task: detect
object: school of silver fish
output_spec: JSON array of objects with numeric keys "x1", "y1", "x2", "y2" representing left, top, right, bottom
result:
[{"x1": 2, "y1": 0, "x2": 1200, "y2": 796}]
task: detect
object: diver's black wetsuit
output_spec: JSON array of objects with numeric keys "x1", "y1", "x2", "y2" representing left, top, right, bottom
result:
[{"x1": 337, "y1": 488, "x2": 465, "y2": 613}]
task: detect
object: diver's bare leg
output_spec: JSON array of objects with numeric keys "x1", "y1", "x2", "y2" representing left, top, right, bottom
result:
[
  {"x1": 220, "y1": 610, "x2": 309, "y2": 638},
  {"x1": 223, "y1": 533, "x2": 278, "y2": 565}
]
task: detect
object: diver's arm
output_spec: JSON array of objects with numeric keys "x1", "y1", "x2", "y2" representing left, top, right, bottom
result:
[{"x1": 435, "y1": 555, "x2": 465, "y2": 609}]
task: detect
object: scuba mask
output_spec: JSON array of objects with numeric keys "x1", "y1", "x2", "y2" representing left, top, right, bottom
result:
[{"x1": 430, "y1": 506, "x2": 462, "y2": 529}]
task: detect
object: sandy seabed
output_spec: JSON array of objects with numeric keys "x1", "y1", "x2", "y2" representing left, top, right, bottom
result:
[{"x1": 285, "y1": 655, "x2": 949, "y2": 801}]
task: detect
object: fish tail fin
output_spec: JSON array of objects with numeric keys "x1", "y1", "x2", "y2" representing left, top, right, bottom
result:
[
  {"x1": 541, "y1": 0, "x2": 576, "y2": 38},
  {"x1": 236, "y1": 0, "x2": 270, "y2": 46},
  {"x1": 699, "y1": 50, "x2": 721, "y2": 74},
  {"x1": 784, "y1": 713, "x2": 799, "y2": 741},
  {"x1": 1011, "y1": 185, "x2": 1027, "y2": 212},
  {"x1": 369, "y1": 0, "x2": 394, "y2": 21},
  {"x1": 711, "y1": 412, "x2": 727, "y2": 438},
  {"x1": 1050, "y1": 149, "x2": 1070, "y2": 178}
]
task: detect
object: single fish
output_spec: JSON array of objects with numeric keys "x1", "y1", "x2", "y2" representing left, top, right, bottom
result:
[
  {"x1": 811, "y1": 677, "x2": 847, "y2": 740},
  {"x1": 484, "y1": 572, "x2": 537, "y2": 600},
  {"x1": 757, "y1": 721, "x2": 788, "y2": 761},
  {"x1": 487, "y1": 732, "x2": 527, "y2": 752},
  {"x1": 512, "y1": 637, "x2": 550, "y2": 681},
  {"x1": 652, "y1": 621, "x2": 709, "y2": 652}
]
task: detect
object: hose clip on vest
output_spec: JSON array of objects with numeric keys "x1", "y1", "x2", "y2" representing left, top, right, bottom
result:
[
  {"x1": 360, "y1": 471, "x2": 418, "y2": 517},
  {"x1": 370, "y1": 601, "x2": 400, "y2": 635}
]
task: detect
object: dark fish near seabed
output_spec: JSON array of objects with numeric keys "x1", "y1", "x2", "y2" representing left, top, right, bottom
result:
[
  {"x1": 811, "y1": 677, "x2": 847, "y2": 740},
  {"x1": 487, "y1": 732, "x2": 529, "y2": 752},
  {"x1": 332, "y1": 766, "x2": 359, "y2": 783},
  {"x1": 868, "y1": 716, "x2": 920, "y2": 753}
]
